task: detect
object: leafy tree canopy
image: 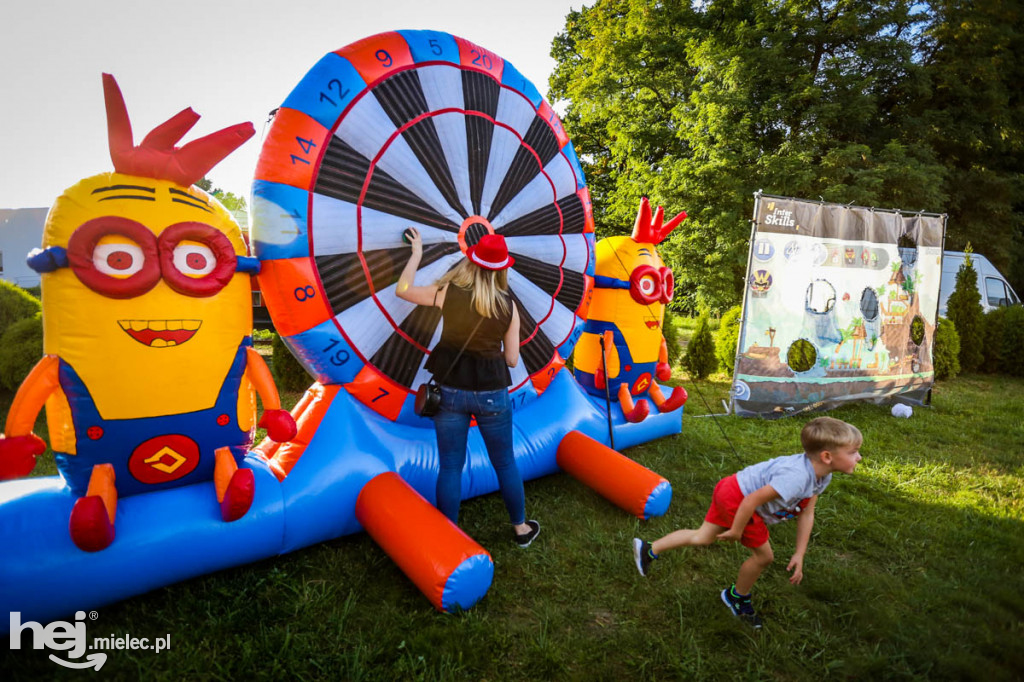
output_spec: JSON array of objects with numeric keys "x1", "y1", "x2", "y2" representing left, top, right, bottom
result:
[{"x1": 550, "y1": 0, "x2": 1024, "y2": 312}]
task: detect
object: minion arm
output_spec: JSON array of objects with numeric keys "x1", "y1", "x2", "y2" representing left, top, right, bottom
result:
[
  {"x1": 0, "y1": 355, "x2": 58, "y2": 479},
  {"x1": 657, "y1": 337, "x2": 672, "y2": 381},
  {"x1": 246, "y1": 347, "x2": 298, "y2": 442},
  {"x1": 4, "y1": 355, "x2": 59, "y2": 436}
]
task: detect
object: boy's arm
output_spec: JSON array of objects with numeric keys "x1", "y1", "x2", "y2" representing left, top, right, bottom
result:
[
  {"x1": 787, "y1": 494, "x2": 818, "y2": 585},
  {"x1": 717, "y1": 484, "x2": 779, "y2": 543}
]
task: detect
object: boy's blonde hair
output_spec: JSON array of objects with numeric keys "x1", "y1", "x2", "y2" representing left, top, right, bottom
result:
[
  {"x1": 801, "y1": 417, "x2": 862, "y2": 456},
  {"x1": 436, "y1": 258, "x2": 510, "y2": 319}
]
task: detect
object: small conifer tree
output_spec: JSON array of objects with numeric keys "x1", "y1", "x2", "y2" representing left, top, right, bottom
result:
[
  {"x1": 945, "y1": 246, "x2": 984, "y2": 373},
  {"x1": 714, "y1": 305, "x2": 743, "y2": 375},
  {"x1": 932, "y1": 317, "x2": 961, "y2": 381},
  {"x1": 980, "y1": 308, "x2": 1007, "y2": 373},
  {"x1": 1000, "y1": 306, "x2": 1024, "y2": 377},
  {"x1": 682, "y1": 314, "x2": 717, "y2": 379}
]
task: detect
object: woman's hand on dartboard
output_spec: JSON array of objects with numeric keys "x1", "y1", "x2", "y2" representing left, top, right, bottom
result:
[{"x1": 403, "y1": 227, "x2": 422, "y2": 256}]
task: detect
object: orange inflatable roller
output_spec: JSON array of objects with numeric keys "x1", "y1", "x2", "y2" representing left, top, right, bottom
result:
[
  {"x1": 355, "y1": 472, "x2": 493, "y2": 612},
  {"x1": 556, "y1": 431, "x2": 672, "y2": 520}
]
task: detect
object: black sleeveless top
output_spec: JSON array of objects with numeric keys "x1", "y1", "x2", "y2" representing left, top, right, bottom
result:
[{"x1": 424, "y1": 284, "x2": 513, "y2": 390}]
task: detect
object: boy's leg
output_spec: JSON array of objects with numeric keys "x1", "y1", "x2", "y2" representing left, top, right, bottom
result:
[
  {"x1": 652, "y1": 521, "x2": 723, "y2": 554},
  {"x1": 633, "y1": 521, "x2": 723, "y2": 577},
  {"x1": 735, "y1": 540, "x2": 774, "y2": 594}
]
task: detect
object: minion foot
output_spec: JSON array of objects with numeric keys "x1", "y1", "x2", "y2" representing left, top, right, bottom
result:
[
  {"x1": 221, "y1": 468, "x2": 255, "y2": 522},
  {"x1": 215, "y1": 446, "x2": 254, "y2": 522},
  {"x1": 650, "y1": 382, "x2": 688, "y2": 413},
  {"x1": 69, "y1": 495, "x2": 115, "y2": 552},
  {"x1": 617, "y1": 384, "x2": 650, "y2": 423}
]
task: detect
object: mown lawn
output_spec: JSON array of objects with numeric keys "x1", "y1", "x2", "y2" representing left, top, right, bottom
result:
[{"x1": 2, "y1": 370, "x2": 1022, "y2": 680}]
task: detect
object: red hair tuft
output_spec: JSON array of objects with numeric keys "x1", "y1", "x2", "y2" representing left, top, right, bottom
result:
[
  {"x1": 102, "y1": 73, "x2": 254, "y2": 188},
  {"x1": 631, "y1": 196, "x2": 688, "y2": 245}
]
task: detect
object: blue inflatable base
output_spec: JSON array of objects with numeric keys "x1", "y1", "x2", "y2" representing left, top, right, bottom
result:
[{"x1": 0, "y1": 372, "x2": 683, "y2": 628}]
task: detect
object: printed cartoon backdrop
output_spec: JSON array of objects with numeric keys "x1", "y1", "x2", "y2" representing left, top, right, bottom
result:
[{"x1": 731, "y1": 193, "x2": 946, "y2": 418}]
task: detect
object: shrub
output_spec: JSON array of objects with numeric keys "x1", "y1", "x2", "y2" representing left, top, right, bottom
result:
[
  {"x1": 0, "y1": 280, "x2": 41, "y2": 339},
  {"x1": 252, "y1": 327, "x2": 275, "y2": 344},
  {"x1": 271, "y1": 333, "x2": 313, "y2": 393},
  {"x1": 662, "y1": 310, "x2": 683, "y2": 368},
  {"x1": 932, "y1": 316, "x2": 961, "y2": 381},
  {"x1": 945, "y1": 251, "x2": 984, "y2": 372},
  {"x1": 980, "y1": 307, "x2": 1008, "y2": 373},
  {"x1": 714, "y1": 305, "x2": 743, "y2": 375},
  {"x1": 682, "y1": 314, "x2": 717, "y2": 379},
  {"x1": 0, "y1": 313, "x2": 44, "y2": 391},
  {"x1": 999, "y1": 306, "x2": 1024, "y2": 377}
]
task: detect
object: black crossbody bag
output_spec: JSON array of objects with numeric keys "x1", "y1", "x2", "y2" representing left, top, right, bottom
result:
[{"x1": 414, "y1": 317, "x2": 484, "y2": 418}]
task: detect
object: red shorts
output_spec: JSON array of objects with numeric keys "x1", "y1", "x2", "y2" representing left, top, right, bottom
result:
[{"x1": 705, "y1": 474, "x2": 769, "y2": 548}]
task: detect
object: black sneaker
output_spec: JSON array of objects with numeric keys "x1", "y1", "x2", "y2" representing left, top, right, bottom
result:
[
  {"x1": 720, "y1": 585, "x2": 763, "y2": 629},
  {"x1": 632, "y1": 538, "x2": 656, "y2": 577},
  {"x1": 515, "y1": 520, "x2": 540, "y2": 548}
]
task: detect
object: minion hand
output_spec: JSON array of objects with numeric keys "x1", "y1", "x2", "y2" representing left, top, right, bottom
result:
[
  {"x1": 0, "y1": 434, "x2": 47, "y2": 479},
  {"x1": 656, "y1": 361, "x2": 672, "y2": 382},
  {"x1": 258, "y1": 409, "x2": 298, "y2": 442}
]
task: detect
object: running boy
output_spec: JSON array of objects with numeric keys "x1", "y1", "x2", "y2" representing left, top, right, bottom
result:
[{"x1": 632, "y1": 417, "x2": 862, "y2": 628}]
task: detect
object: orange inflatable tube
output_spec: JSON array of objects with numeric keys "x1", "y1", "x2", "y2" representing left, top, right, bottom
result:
[
  {"x1": 355, "y1": 472, "x2": 493, "y2": 612},
  {"x1": 556, "y1": 431, "x2": 672, "y2": 520}
]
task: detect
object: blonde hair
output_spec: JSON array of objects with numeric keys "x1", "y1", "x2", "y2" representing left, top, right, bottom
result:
[
  {"x1": 800, "y1": 417, "x2": 862, "y2": 456},
  {"x1": 436, "y1": 258, "x2": 510, "y2": 319}
]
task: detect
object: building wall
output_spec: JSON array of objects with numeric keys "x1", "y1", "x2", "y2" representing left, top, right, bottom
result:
[{"x1": 0, "y1": 208, "x2": 48, "y2": 288}]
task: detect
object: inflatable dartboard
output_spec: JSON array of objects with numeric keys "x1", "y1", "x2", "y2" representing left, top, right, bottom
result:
[{"x1": 251, "y1": 30, "x2": 595, "y2": 424}]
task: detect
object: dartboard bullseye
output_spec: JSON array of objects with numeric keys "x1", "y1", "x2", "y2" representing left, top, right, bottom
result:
[{"x1": 251, "y1": 30, "x2": 595, "y2": 423}]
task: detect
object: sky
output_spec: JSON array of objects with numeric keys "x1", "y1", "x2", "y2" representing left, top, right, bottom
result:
[{"x1": 0, "y1": 0, "x2": 586, "y2": 208}]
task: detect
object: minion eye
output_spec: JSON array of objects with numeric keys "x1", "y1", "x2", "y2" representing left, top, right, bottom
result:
[
  {"x1": 638, "y1": 275, "x2": 657, "y2": 295},
  {"x1": 172, "y1": 243, "x2": 216, "y2": 276},
  {"x1": 94, "y1": 242, "x2": 145, "y2": 277}
]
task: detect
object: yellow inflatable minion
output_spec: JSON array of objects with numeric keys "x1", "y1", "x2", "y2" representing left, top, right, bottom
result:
[
  {"x1": 0, "y1": 74, "x2": 296, "y2": 552},
  {"x1": 575, "y1": 198, "x2": 689, "y2": 422}
]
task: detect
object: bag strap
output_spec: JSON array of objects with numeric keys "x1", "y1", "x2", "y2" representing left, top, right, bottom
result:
[{"x1": 431, "y1": 316, "x2": 485, "y2": 387}]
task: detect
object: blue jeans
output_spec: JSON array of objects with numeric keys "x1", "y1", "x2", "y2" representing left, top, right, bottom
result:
[{"x1": 433, "y1": 386, "x2": 525, "y2": 526}]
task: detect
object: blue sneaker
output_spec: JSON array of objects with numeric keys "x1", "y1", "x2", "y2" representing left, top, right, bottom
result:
[
  {"x1": 721, "y1": 585, "x2": 763, "y2": 629},
  {"x1": 632, "y1": 538, "x2": 656, "y2": 577}
]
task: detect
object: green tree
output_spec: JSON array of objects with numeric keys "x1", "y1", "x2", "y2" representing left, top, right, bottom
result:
[
  {"x1": 932, "y1": 316, "x2": 961, "y2": 380},
  {"x1": 550, "y1": 0, "x2": 947, "y2": 312},
  {"x1": 945, "y1": 249, "x2": 984, "y2": 372},
  {"x1": 196, "y1": 177, "x2": 248, "y2": 215},
  {"x1": 0, "y1": 280, "x2": 41, "y2": 339},
  {"x1": 0, "y1": 313, "x2": 43, "y2": 391},
  {"x1": 682, "y1": 314, "x2": 718, "y2": 379},
  {"x1": 714, "y1": 305, "x2": 743, "y2": 375},
  {"x1": 908, "y1": 0, "x2": 1024, "y2": 297}
]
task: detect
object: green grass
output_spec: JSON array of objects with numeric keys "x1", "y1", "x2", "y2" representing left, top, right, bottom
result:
[{"x1": 2, "y1": 372, "x2": 1023, "y2": 680}]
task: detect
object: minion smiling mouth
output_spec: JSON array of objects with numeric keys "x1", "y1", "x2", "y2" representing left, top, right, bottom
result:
[
  {"x1": 644, "y1": 316, "x2": 661, "y2": 330},
  {"x1": 118, "y1": 320, "x2": 202, "y2": 347}
]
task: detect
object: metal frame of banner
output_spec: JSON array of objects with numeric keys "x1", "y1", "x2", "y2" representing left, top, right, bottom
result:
[{"x1": 726, "y1": 190, "x2": 764, "y2": 417}]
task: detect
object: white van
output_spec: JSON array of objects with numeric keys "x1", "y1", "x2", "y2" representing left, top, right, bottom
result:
[{"x1": 938, "y1": 251, "x2": 1020, "y2": 316}]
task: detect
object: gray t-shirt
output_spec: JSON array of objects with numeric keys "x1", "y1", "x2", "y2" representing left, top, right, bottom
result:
[{"x1": 735, "y1": 453, "x2": 831, "y2": 525}]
